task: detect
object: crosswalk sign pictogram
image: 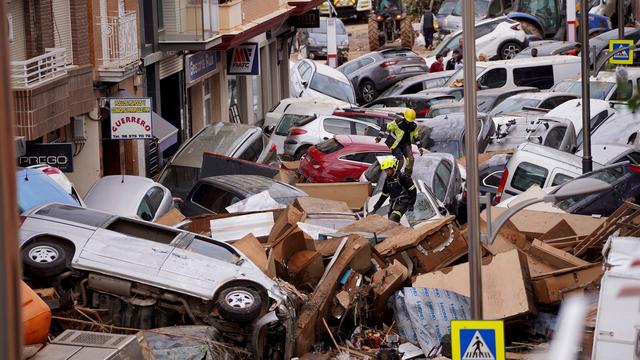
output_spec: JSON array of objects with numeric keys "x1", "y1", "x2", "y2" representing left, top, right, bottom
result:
[
  {"x1": 451, "y1": 320, "x2": 505, "y2": 360},
  {"x1": 609, "y1": 39, "x2": 635, "y2": 65}
]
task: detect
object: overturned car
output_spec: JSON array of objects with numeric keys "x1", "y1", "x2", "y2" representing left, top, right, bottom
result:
[{"x1": 19, "y1": 203, "x2": 296, "y2": 359}]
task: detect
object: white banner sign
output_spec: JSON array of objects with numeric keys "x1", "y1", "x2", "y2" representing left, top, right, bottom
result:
[{"x1": 110, "y1": 98, "x2": 153, "y2": 140}]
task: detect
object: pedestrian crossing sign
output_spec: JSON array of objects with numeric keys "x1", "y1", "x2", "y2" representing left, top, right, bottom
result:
[
  {"x1": 609, "y1": 40, "x2": 635, "y2": 65},
  {"x1": 451, "y1": 320, "x2": 505, "y2": 360}
]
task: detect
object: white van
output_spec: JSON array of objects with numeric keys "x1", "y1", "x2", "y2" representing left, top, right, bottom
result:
[
  {"x1": 494, "y1": 143, "x2": 602, "y2": 202},
  {"x1": 445, "y1": 56, "x2": 582, "y2": 91}
]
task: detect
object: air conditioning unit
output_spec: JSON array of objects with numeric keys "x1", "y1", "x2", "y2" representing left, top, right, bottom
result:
[{"x1": 30, "y1": 330, "x2": 144, "y2": 360}]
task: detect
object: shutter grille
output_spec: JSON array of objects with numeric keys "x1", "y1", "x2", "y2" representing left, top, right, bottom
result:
[
  {"x1": 159, "y1": 55, "x2": 184, "y2": 79},
  {"x1": 8, "y1": 0, "x2": 26, "y2": 61}
]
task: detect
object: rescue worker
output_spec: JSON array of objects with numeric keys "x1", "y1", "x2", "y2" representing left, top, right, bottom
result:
[
  {"x1": 375, "y1": 108, "x2": 423, "y2": 177},
  {"x1": 371, "y1": 158, "x2": 417, "y2": 223}
]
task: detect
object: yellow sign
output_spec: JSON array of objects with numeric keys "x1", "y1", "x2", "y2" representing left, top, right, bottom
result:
[
  {"x1": 609, "y1": 39, "x2": 635, "y2": 65},
  {"x1": 451, "y1": 320, "x2": 505, "y2": 360}
]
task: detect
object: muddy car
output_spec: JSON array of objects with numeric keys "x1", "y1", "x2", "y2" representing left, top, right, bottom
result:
[{"x1": 19, "y1": 203, "x2": 295, "y2": 358}]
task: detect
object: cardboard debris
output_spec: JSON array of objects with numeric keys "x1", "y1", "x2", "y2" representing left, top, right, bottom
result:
[
  {"x1": 281, "y1": 160, "x2": 300, "y2": 171},
  {"x1": 287, "y1": 250, "x2": 324, "y2": 290},
  {"x1": 531, "y1": 263, "x2": 603, "y2": 304},
  {"x1": 371, "y1": 260, "x2": 409, "y2": 314},
  {"x1": 314, "y1": 238, "x2": 345, "y2": 257},
  {"x1": 271, "y1": 227, "x2": 316, "y2": 279},
  {"x1": 339, "y1": 214, "x2": 406, "y2": 238},
  {"x1": 522, "y1": 239, "x2": 590, "y2": 269},
  {"x1": 210, "y1": 212, "x2": 275, "y2": 242},
  {"x1": 155, "y1": 208, "x2": 187, "y2": 227},
  {"x1": 233, "y1": 234, "x2": 270, "y2": 276},
  {"x1": 295, "y1": 235, "x2": 370, "y2": 356},
  {"x1": 573, "y1": 201, "x2": 640, "y2": 257},
  {"x1": 294, "y1": 197, "x2": 352, "y2": 214},
  {"x1": 268, "y1": 204, "x2": 304, "y2": 243},
  {"x1": 413, "y1": 249, "x2": 536, "y2": 320},
  {"x1": 295, "y1": 182, "x2": 372, "y2": 210},
  {"x1": 375, "y1": 216, "x2": 456, "y2": 256}
]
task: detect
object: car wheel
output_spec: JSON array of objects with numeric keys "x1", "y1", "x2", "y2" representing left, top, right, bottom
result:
[
  {"x1": 360, "y1": 80, "x2": 377, "y2": 104},
  {"x1": 217, "y1": 286, "x2": 263, "y2": 323},
  {"x1": 22, "y1": 240, "x2": 68, "y2": 278},
  {"x1": 499, "y1": 42, "x2": 522, "y2": 60},
  {"x1": 294, "y1": 145, "x2": 311, "y2": 160}
]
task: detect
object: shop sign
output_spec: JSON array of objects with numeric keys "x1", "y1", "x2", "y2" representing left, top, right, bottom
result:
[
  {"x1": 290, "y1": 9, "x2": 320, "y2": 28},
  {"x1": 226, "y1": 43, "x2": 260, "y2": 76},
  {"x1": 18, "y1": 143, "x2": 74, "y2": 172},
  {"x1": 109, "y1": 98, "x2": 153, "y2": 140},
  {"x1": 186, "y1": 50, "x2": 217, "y2": 84}
]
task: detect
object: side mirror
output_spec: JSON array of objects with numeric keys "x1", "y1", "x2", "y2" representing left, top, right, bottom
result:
[
  {"x1": 301, "y1": 81, "x2": 308, "y2": 87},
  {"x1": 348, "y1": 33, "x2": 353, "y2": 37},
  {"x1": 263, "y1": 125, "x2": 275, "y2": 135}
]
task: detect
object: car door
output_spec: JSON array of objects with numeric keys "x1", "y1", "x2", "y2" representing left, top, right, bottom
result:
[
  {"x1": 293, "y1": 61, "x2": 312, "y2": 96},
  {"x1": 322, "y1": 118, "x2": 353, "y2": 139}
]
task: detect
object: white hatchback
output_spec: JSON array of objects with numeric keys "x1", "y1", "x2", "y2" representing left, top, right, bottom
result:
[{"x1": 289, "y1": 59, "x2": 356, "y2": 105}]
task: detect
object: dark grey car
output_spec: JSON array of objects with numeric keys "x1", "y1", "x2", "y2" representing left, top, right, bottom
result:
[
  {"x1": 181, "y1": 175, "x2": 308, "y2": 217},
  {"x1": 420, "y1": 113, "x2": 496, "y2": 158},
  {"x1": 378, "y1": 71, "x2": 457, "y2": 98},
  {"x1": 298, "y1": 17, "x2": 349, "y2": 65},
  {"x1": 337, "y1": 48, "x2": 429, "y2": 104},
  {"x1": 515, "y1": 41, "x2": 578, "y2": 59}
]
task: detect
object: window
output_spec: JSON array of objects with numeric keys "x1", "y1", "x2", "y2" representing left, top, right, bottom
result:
[
  {"x1": 106, "y1": 218, "x2": 178, "y2": 244},
  {"x1": 237, "y1": 136, "x2": 263, "y2": 162},
  {"x1": 478, "y1": 68, "x2": 507, "y2": 89},
  {"x1": 324, "y1": 118, "x2": 352, "y2": 135},
  {"x1": 576, "y1": 110, "x2": 611, "y2": 147},
  {"x1": 626, "y1": 152, "x2": 640, "y2": 164},
  {"x1": 36, "y1": 204, "x2": 113, "y2": 228},
  {"x1": 551, "y1": 173, "x2": 573, "y2": 186},
  {"x1": 137, "y1": 187, "x2": 165, "y2": 220},
  {"x1": 354, "y1": 122, "x2": 379, "y2": 136},
  {"x1": 343, "y1": 152, "x2": 378, "y2": 164},
  {"x1": 159, "y1": 0, "x2": 219, "y2": 42},
  {"x1": 482, "y1": 171, "x2": 503, "y2": 188},
  {"x1": 611, "y1": 80, "x2": 633, "y2": 101},
  {"x1": 476, "y1": 24, "x2": 493, "y2": 38},
  {"x1": 275, "y1": 114, "x2": 308, "y2": 136},
  {"x1": 191, "y1": 184, "x2": 239, "y2": 213},
  {"x1": 188, "y1": 236, "x2": 240, "y2": 263},
  {"x1": 543, "y1": 126, "x2": 567, "y2": 149},
  {"x1": 539, "y1": 96, "x2": 573, "y2": 109},
  {"x1": 511, "y1": 162, "x2": 548, "y2": 191},
  {"x1": 316, "y1": 138, "x2": 344, "y2": 153},
  {"x1": 297, "y1": 61, "x2": 312, "y2": 81},
  {"x1": 513, "y1": 65, "x2": 554, "y2": 89},
  {"x1": 424, "y1": 77, "x2": 448, "y2": 89},
  {"x1": 433, "y1": 161, "x2": 452, "y2": 201},
  {"x1": 309, "y1": 73, "x2": 355, "y2": 103},
  {"x1": 404, "y1": 83, "x2": 424, "y2": 94}
]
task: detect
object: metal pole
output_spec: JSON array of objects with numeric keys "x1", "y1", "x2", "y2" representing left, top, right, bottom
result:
[
  {"x1": 580, "y1": 0, "x2": 592, "y2": 174},
  {"x1": 618, "y1": 0, "x2": 624, "y2": 40},
  {"x1": 462, "y1": 0, "x2": 482, "y2": 319},
  {"x1": 0, "y1": 0, "x2": 23, "y2": 358}
]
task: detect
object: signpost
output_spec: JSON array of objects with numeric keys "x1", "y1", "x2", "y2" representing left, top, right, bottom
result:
[
  {"x1": 18, "y1": 143, "x2": 74, "y2": 172},
  {"x1": 226, "y1": 43, "x2": 260, "y2": 75},
  {"x1": 326, "y1": 17, "x2": 338, "y2": 68},
  {"x1": 109, "y1": 98, "x2": 153, "y2": 140},
  {"x1": 609, "y1": 39, "x2": 635, "y2": 65},
  {"x1": 566, "y1": 0, "x2": 577, "y2": 42},
  {"x1": 451, "y1": 320, "x2": 505, "y2": 360}
]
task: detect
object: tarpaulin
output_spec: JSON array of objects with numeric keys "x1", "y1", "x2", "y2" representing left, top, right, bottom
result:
[{"x1": 390, "y1": 287, "x2": 470, "y2": 355}]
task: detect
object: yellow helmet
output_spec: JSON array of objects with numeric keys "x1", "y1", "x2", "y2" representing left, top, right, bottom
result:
[
  {"x1": 404, "y1": 108, "x2": 416, "y2": 122},
  {"x1": 380, "y1": 157, "x2": 398, "y2": 171}
]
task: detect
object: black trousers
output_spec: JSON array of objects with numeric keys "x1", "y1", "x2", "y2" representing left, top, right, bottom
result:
[
  {"x1": 392, "y1": 144, "x2": 415, "y2": 177},
  {"x1": 423, "y1": 29, "x2": 434, "y2": 48},
  {"x1": 388, "y1": 196, "x2": 413, "y2": 223}
]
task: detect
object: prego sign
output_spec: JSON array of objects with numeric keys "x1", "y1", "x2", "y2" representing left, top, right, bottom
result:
[
  {"x1": 109, "y1": 98, "x2": 153, "y2": 140},
  {"x1": 18, "y1": 143, "x2": 74, "y2": 172}
]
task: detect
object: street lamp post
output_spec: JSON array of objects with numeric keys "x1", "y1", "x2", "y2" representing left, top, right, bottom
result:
[
  {"x1": 484, "y1": 178, "x2": 612, "y2": 246},
  {"x1": 580, "y1": 0, "x2": 592, "y2": 174}
]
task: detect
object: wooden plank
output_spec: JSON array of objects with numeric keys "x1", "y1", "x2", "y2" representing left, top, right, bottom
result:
[
  {"x1": 295, "y1": 235, "x2": 370, "y2": 356},
  {"x1": 525, "y1": 239, "x2": 590, "y2": 269},
  {"x1": 574, "y1": 202, "x2": 640, "y2": 257}
]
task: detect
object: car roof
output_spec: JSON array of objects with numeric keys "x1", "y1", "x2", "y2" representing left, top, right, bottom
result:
[
  {"x1": 16, "y1": 168, "x2": 79, "y2": 212},
  {"x1": 477, "y1": 87, "x2": 538, "y2": 97},
  {"x1": 576, "y1": 143, "x2": 640, "y2": 164},
  {"x1": 197, "y1": 175, "x2": 307, "y2": 201},
  {"x1": 517, "y1": 143, "x2": 586, "y2": 167},
  {"x1": 394, "y1": 71, "x2": 457, "y2": 86},
  {"x1": 334, "y1": 109, "x2": 397, "y2": 119},
  {"x1": 380, "y1": 93, "x2": 457, "y2": 101},
  {"x1": 477, "y1": 55, "x2": 581, "y2": 67},
  {"x1": 546, "y1": 98, "x2": 612, "y2": 129},
  {"x1": 84, "y1": 175, "x2": 161, "y2": 214},
  {"x1": 595, "y1": 68, "x2": 640, "y2": 82},
  {"x1": 504, "y1": 92, "x2": 576, "y2": 101}
]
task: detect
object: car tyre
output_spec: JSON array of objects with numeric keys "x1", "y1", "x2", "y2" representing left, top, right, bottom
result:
[
  {"x1": 294, "y1": 145, "x2": 311, "y2": 160},
  {"x1": 22, "y1": 240, "x2": 68, "y2": 278},
  {"x1": 368, "y1": 16, "x2": 380, "y2": 51},
  {"x1": 400, "y1": 18, "x2": 414, "y2": 49},
  {"x1": 359, "y1": 80, "x2": 378, "y2": 104},
  {"x1": 499, "y1": 42, "x2": 522, "y2": 60},
  {"x1": 217, "y1": 286, "x2": 262, "y2": 323}
]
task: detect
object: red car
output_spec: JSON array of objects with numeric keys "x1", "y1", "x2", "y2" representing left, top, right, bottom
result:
[{"x1": 299, "y1": 135, "x2": 417, "y2": 183}]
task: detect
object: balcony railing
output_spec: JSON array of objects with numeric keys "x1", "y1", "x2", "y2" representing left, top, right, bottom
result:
[
  {"x1": 97, "y1": 11, "x2": 139, "y2": 69},
  {"x1": 10, "y1": 48, "x2": 68, "y2": 89}
]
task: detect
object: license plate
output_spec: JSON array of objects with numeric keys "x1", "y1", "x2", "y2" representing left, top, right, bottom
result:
[{"x1": 401, "y1": 66, "x2": 423, "y2": 73}]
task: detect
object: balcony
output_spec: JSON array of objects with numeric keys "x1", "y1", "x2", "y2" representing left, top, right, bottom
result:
[
  {"x1": 11, "y1": 49, "x2": 94, "y2": 140},
  {"x1": 158, "y1": 0, "x2": 221, "y2": 51},
  {"x1": 96, "y1": 11, "x2": 140, "y2": 82}
]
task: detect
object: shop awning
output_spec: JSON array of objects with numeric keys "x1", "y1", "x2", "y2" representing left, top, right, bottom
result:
[{"x1": 152, "y1": 112, "x2": 179, "y2": 152}]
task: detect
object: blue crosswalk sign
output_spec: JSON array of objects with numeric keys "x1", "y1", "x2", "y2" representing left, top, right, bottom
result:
[
  {"x1": 451, "y1": 320, "x2": 505, "y2": 360},
  {"x1": 609, "y1": 40, "x2": 634, "y2": 65}
]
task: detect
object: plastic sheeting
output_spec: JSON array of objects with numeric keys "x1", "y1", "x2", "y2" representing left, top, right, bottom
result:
[
  {"x1": 226, "y1": 190, "x2": 286, "y2": 213},
  {"x1": 390, "y1": 287, "x2": 470, "y2": 355}
]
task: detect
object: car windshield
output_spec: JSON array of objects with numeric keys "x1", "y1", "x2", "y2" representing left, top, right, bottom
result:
[
  {"x1": 452, "y1": 0, "x2": 489, "y2": 17},
  {"x1": 438, "y1": 0, "x2": 457, "y2": 15},
  {"x1": 309, "y1": 20, "x2": 347, "y2": 34},
  {"x1": 310, "y1": 73, "x2": 355, "y2": 103},
  {"x1": 158, "y1": 165, "x2": 201, "y2": 200},
  {"x1": 428, "y1": 106, "x2": 463, "y2": 118},
  {"x1": 515, "y1": 0, "x2": 559, "y2": 31},
  {"x1": 428, "y1": 139, "x2": 462, "y2": 157},
  {"x1": 559, "y1": 80, "x2": 614, "y2": 100},
  {"x1": 491, "y1": 98, "x2": 540, "y2": 115},
  {"x1": 444, "y1": 66, "x2": 486, "y2": 87},
  {"x1": 275, "y1": 114, "x2": 308, "y2": 136},
  {"x1": 555, "y1": 165, "x2": 623, "y2": 210},
  {"x1": 405, "y1": 192, "x2": 438, "y2": 223},
  {"x1": 476, "y1": 95, "x2": 498, "y2": 113},
  {"x1": 376, "y1": 0, "x2": 401, "y2": 11}
]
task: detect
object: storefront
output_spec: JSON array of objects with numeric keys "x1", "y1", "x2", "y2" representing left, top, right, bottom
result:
[{"x1": 185, "y1": 49, "x2": 219, "y2": 135}]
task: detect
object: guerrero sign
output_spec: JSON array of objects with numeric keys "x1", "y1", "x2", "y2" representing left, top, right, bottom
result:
[
  {"x1": 226, "y1": 43, "x2": 260, "y2": 75},
  {"x1": 110, "y1": 98, "x2": 153, "y2": 140}
]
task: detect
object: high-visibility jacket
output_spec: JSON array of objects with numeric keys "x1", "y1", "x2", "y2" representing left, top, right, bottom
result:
[{"x1": 379, "y1": 120, "x2": 421, "y2": 150}]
